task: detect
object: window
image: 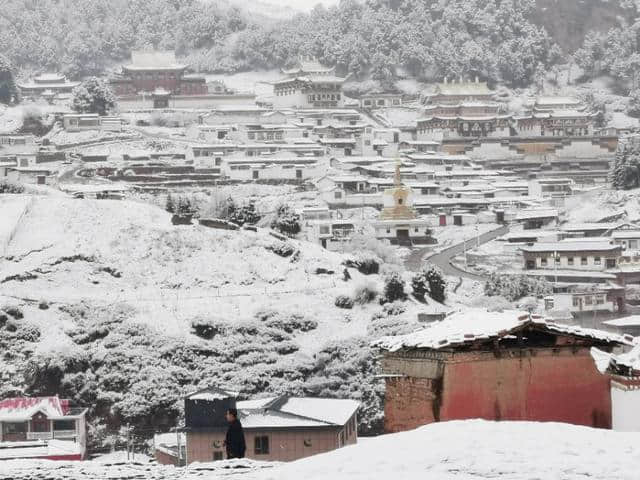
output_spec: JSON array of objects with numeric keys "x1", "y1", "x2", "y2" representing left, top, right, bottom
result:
[
  {"x1": 334, "y1": 191, "x2": 342, "y2": 199},
  {"x1": 53, "y1": 420, "x2": 75, "y2": 431},
  {"x1": 541, "y1": 258, "x2": 547, "y2": 267},
  {"x1": 252, "y1": 170, "x2": 259, "y2": 179},
  {"x1": 585, "y1": 296, "x2": 593, "y2": 305},
  {"x1": 213, "y1": 451, "x2": 223, "y2": 461},
  {"x1": 596, "y1": 295, "x2": 605, "y2": 305},
  {"x1": 386, "y1": 228, "x2": 391, "y2": 234},
  {"x1": 414, "y1": 227, "x2": 419, "y2": 233},
  {"x1": 581, "y1": 257, "x2": 588, "y2": 266},
  {"x1": 594, "y1": 257, "x2": 601, "y2": 265},
  {"x1": 572, "y1": 297, "x2": 580, "y2": 307},
  {"x1": 567, "y1": 257, "x2": 574, "y2": 266},
  {"x1": 3, "y1": 422, "x2": 26, "y2": 434},
  {"x1": 254, "y1": 436, "x2": 270, "y2": 455},
  {"x1": 215, "y1": 157, "x2": 222, "y2": 166},
  {"x1": 555, "y1": 256, "x2": 561, "y2": 264}
]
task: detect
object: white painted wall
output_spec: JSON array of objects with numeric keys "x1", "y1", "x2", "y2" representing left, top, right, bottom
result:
[{"x1": 612, "y1": 387, "x2": 640, "y2": 431}]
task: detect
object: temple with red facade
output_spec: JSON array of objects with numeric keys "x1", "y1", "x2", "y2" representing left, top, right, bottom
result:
[
  {"x1": 109, "y1": 50, "x2": 208, "y2": 97},
  {"x1": 374, "y1": 310, "x2": 633, "y2": 433}
]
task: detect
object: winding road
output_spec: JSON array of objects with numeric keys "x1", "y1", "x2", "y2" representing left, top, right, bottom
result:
[{"x1": 405, "y1": 225, "x2": 509, "y2": 280}]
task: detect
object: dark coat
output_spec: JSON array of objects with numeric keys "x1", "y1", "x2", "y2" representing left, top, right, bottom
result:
[{"x1": 225, "y1": 419, "x2": 246, "y2": 459}]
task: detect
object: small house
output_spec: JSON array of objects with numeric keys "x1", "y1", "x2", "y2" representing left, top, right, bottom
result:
[
  {"x1": 0, "y1": 396, "x2": 87, "y2": 461},
  {"x1": 178, "y1": 387, "x2": 359, "y2": 464}
]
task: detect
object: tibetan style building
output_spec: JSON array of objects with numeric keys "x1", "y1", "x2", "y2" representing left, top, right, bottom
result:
[
  {"x1": 17, "y1": 73, "x2": 79, "y2": 100},
  {"x1": 273, "y1": 58, "x2": 346, "y2": 109},
  {"x1": 374, "y1": 310, "x2": 632, "y2": 433},
  {"x1": 372, "y1": 160, "x2": 433, "y2": 245},
  {"x1": 109, "y1": 50, "x2": 208, "y2": 97}
]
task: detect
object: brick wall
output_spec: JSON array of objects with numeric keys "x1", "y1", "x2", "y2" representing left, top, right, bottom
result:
[
  {"x1": 383, "y1": 347, "x2": 613, "y2": 433},
  {"x1": 187, "y1": 425, "x2": 356, "y2": 463}
]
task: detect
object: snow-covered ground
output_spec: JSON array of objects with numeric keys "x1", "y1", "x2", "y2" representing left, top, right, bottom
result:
[
  {"x1": 0, "y1": 196, "x2": 392, "y2": 344},
  {"x1": 244, "y1": 420, "x2": 640, "y2": 480},
  {"x1": 1, "y1": 421, "x2": 638, "y2": 479}
]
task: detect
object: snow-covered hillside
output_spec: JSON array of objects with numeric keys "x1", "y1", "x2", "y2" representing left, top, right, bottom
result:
[{"x1": 0, "y1": 194, "x2": 432, "y2": 437}]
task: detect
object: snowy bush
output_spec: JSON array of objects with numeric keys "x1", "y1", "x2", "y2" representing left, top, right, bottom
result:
[
  {"x1": 266, "y1": 241, "x2": 296, "y2": 257},
  {"x1": 411, "y1": 265, "x2": 446, "y2": 303},
  {"x1": 382, "y1": 272, "x2": 406, "y2": 303},
  {"x1": 345, "y1": 255, "x2": 380, "y2": 275},
  {"x1": 344, "y1": 233, "x2": 399, "y2": 265},
  {"x1": 2, "y1": 305, "x2": 24, "y2": 319},
  {"x1": 335, "y1": 295, "x2": 354, "y2": 309},
  {"x1": 353, "y1": 282, "x2": 378, "y2": 305},
  {"x1": 255, "y1": 310, "x2": 318, "y2": 333},
  {"x1": 383, "y1": 301, "x2": 406, "y2": 316},
  {"x1": 271, "y1": 205, "x2": 301, "y2": 237},
  {"x1": 368, "y1": 312, "x2": 421, "y2": 338},
  {"x1": 485, "y1": 274, "x2": 552, "y2": 301},
  {"x1": 0, "y1": 180, "x2": 25, "y2": 194},
  {"x1": 190, "y1": 317, "x2": 227, "y2": 339}
]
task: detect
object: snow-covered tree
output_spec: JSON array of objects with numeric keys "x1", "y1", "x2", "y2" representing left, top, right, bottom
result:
[
  {"x1": 71, "y1": 77, "x2": 115, "y2": 115},
  {"x1": 0, "y1": 55, "x2": 16, "y2": 104},
  {"x1": 411, "y1": 265, "x2": 446, "y2": 303},
  {"x1": 271, "y1": 205, "x2": 301, "y2": 237},
  {"x1": 383, "y1": 271, "x2": 406, "y2": 303}
]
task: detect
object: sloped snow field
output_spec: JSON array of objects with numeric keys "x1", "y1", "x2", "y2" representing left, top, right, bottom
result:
[{"x1": 1, "y1": 421, "x2": 638, "y2": 479}]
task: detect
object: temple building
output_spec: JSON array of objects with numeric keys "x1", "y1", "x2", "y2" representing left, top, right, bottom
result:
[
  {"x1": 109, "y1": 50, "x2": 208, "y2": 97},
  {"x1": 273, "y1": 58, "x2": 346, "y2": 109},
  {"x1": 372, "y1": 160, "x2": 434, "y2": 246},
  {"x1": 423, "y1": 78, "x2": 495, "y2": 105},
  {"x1": 17, "y1": 73, "x2": 79, "y2": 101}
]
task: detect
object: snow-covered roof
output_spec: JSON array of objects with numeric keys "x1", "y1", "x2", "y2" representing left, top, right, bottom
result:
[
  {"x1": 561, "y1": 222, "x2": 621, "y2": 232},
  {"x1": 373, "y1": 310, "x2": 632, "y2": 352},
  {"x1": 535, "y1": 96, "x2": 581, "y2": 106},
  {"x1": 514, "y1": 208, "x2": 558, "y2": 221},
  {"x1": 125, "y1": 50, "x2": 186, "y2": 70},
  {"x1": 519, "y1": 239, "x2": 620, "y2": 253},
  {"x1": 276, "y1": 397, "x2": 360, "y2": 426},
  {"x1": 237, "y1": 396, "x2": 359, "y2": 429},
  {"x1": 608, "y1": 112, "x2": 640, "y2": 130},
  {"x1": 187, "y1": 386, "x2": 238, "y2": 401},
  {"x1": 602, "y1": 315, "x2": 640, "y2": 327},
  {"x1": 611, "y1": 230, "x2": 640, "y2": 239},
  {"x1": 433, "y1": 81, "x2": 492, "y2": 96},
  {"x1": 0, "y1": 397, "x2": 84, "y2": 422}
]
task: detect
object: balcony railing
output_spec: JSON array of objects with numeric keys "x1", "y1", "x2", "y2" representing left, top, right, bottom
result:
[{"x1": 26, "y1": 430, "x2": 77, "y2": 441}]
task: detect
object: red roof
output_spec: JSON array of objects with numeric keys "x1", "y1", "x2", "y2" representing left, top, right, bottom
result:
[{"x1": 0, "y1": 397, "x2": 70, "y2": 420}]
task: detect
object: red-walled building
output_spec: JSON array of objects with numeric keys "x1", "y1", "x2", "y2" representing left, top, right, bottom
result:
[
  {"x1": 109, "y1": 50, "x2": 208, "y2": 97},
  {"x1": 374, "y1": 310, "x2": 633, "y2": 433}
]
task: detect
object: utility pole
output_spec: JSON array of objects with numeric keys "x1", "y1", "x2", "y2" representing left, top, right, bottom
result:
[
  {"x1": 126, "y1": 423, "x2": 130, "y2": 462},
  {"x1": 463, "y1": 237, "x2": 468, "y2": 268},
  {"x1": 176, "y1": 427, "x2": 182, "y2": 466}
]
